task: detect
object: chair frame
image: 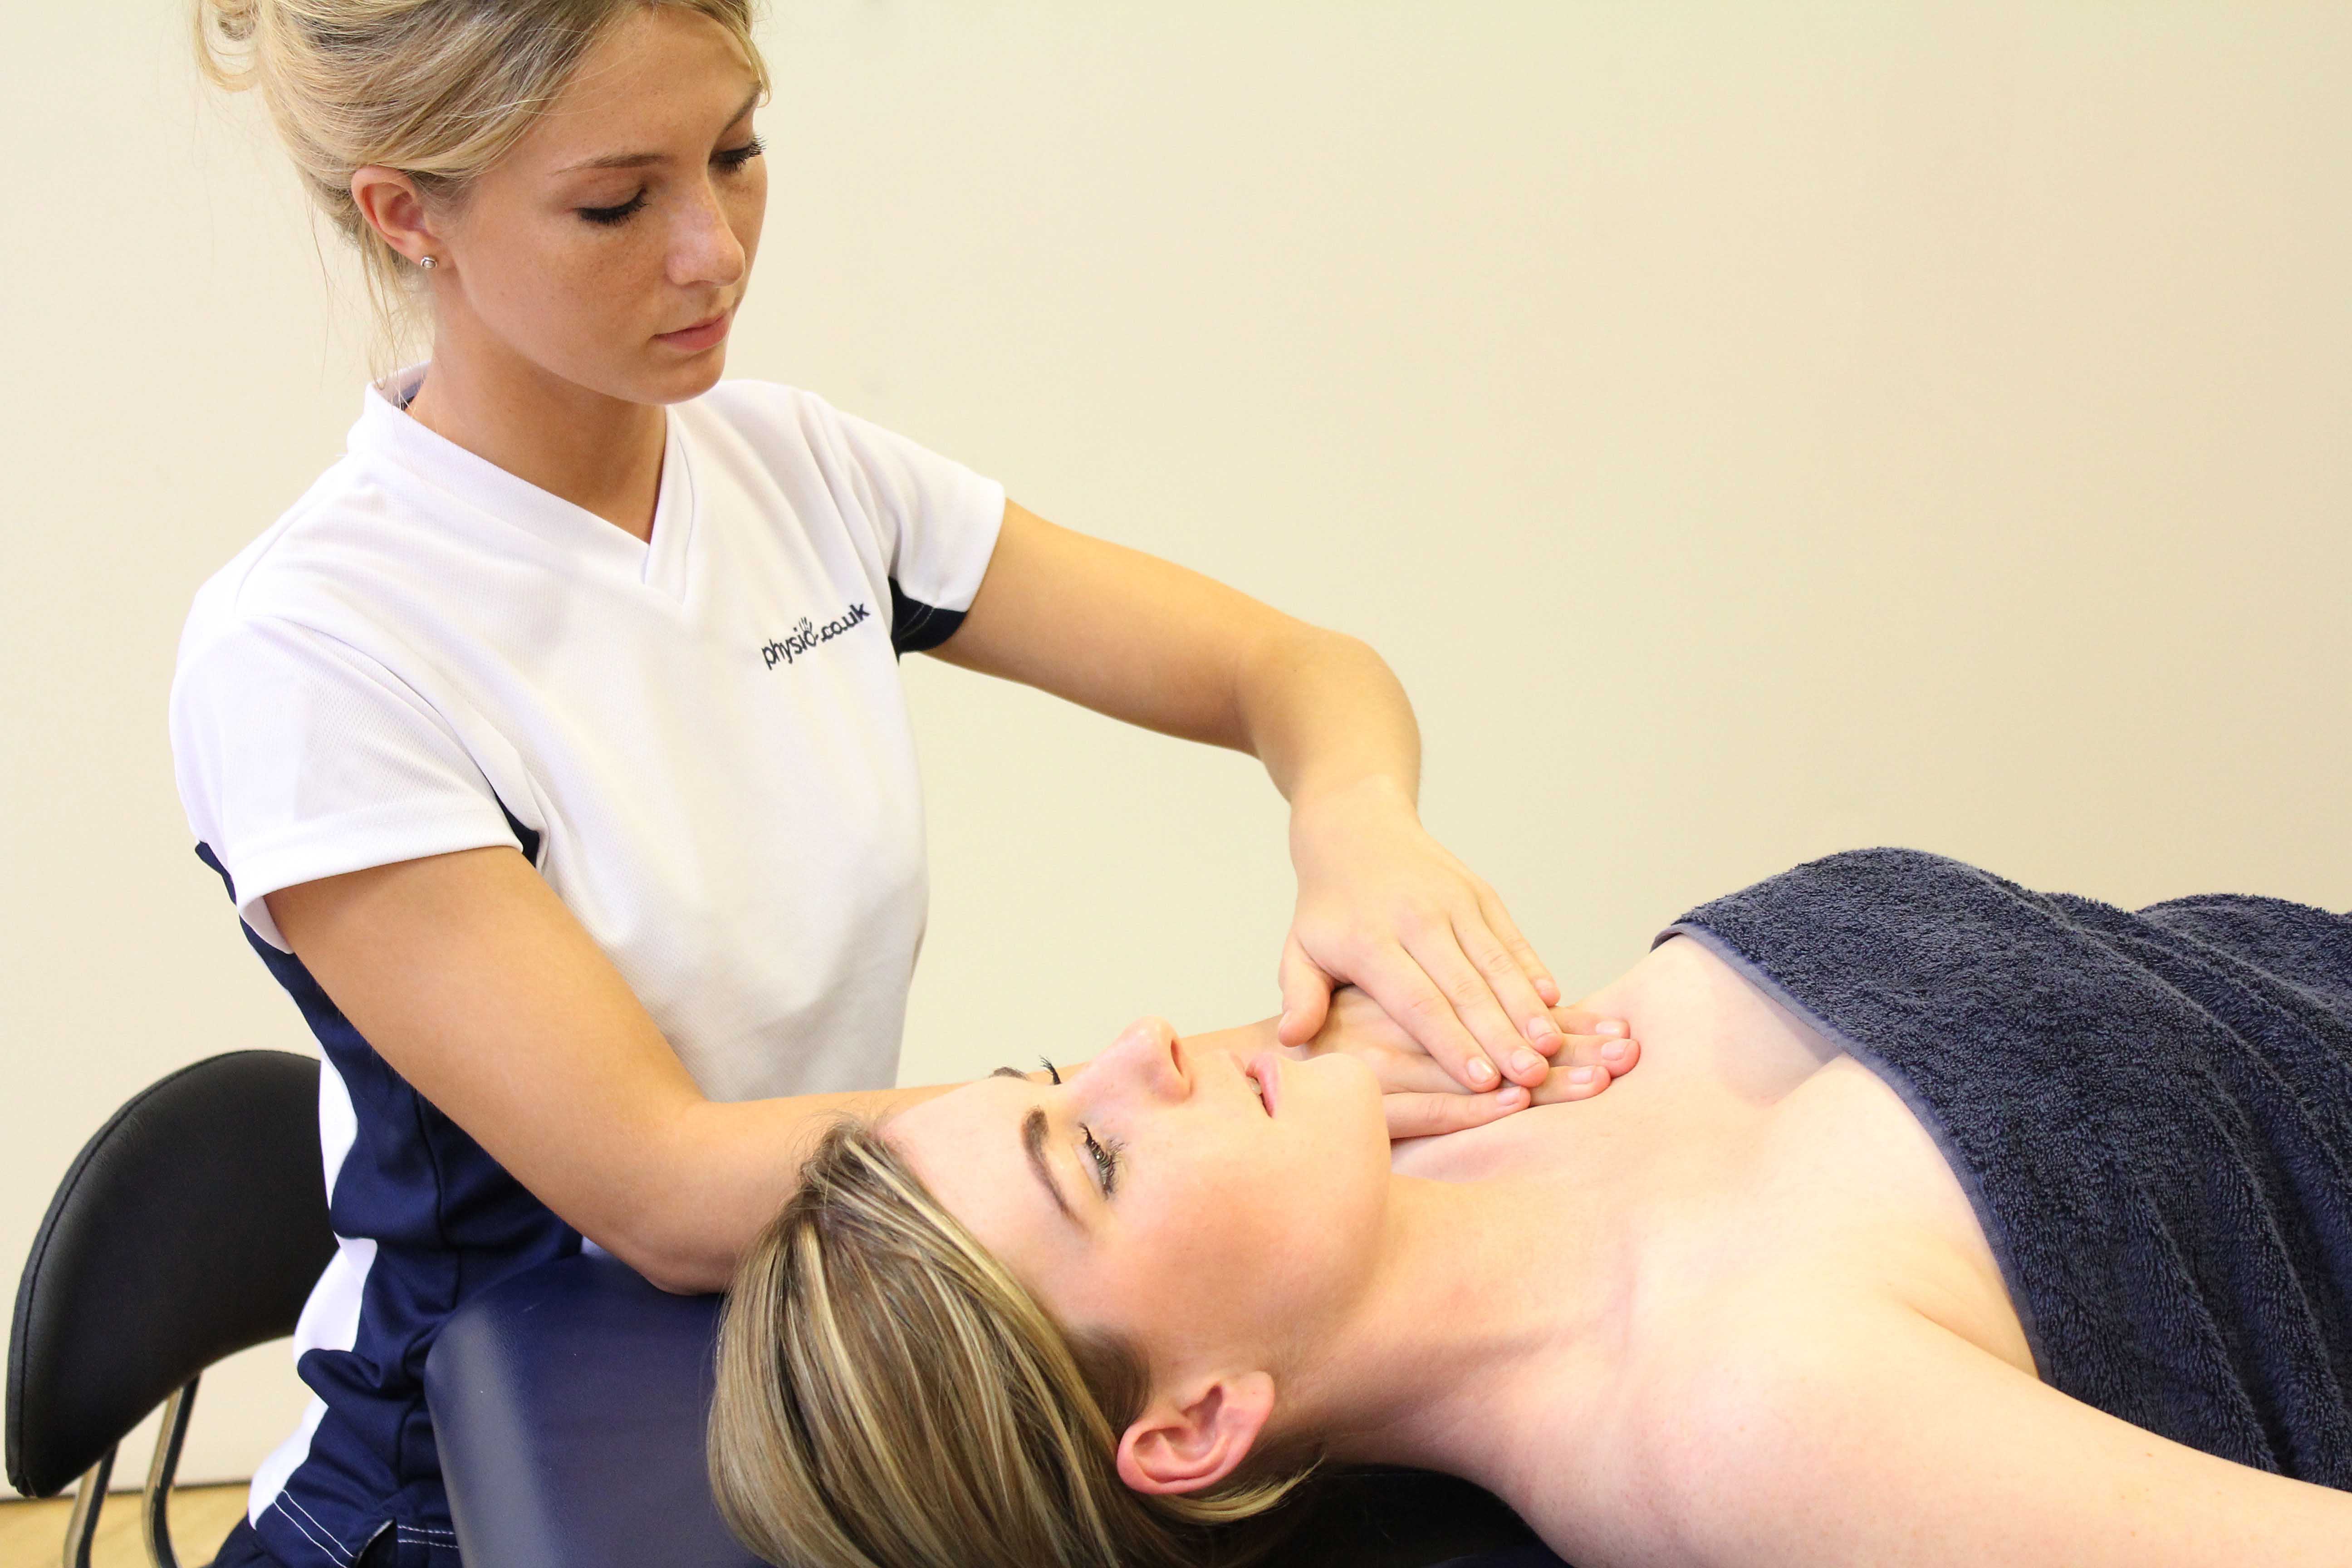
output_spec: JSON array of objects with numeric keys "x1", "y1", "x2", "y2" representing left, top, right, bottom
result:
[{"x1": 55, "y1": 1376, "x2": 199, "y2": 1568}]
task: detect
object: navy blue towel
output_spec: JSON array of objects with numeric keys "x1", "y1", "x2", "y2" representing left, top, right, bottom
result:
[{"x1": 1661, "y1": 848, "x2": 2352, "y2": 1485}]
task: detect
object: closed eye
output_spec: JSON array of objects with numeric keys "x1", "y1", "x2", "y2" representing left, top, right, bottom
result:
[
  {"x1": 578, "y1": 192, "x2": 646, "y2": 226},
  {"x1": 575, "y1": 139, "x2": 762, "y2": 226}
]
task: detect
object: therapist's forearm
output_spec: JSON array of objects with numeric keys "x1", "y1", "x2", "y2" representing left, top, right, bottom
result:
[
  {"x1": 267, "y1": 846, "x2": 959, "y2": 1298},
  {"x1": 625, "y1": 1081, "x2": 955, "y2": 1294},
  {"x1": 1234, "y1": 623, "x2": 1423, "y2": 817}
]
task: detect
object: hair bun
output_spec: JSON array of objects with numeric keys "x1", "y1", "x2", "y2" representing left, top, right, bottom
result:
[
  {"x1": 194, "y1": 0, "x2": 265, "y2": 88},
  {"x1": 202, "y1": 0, "x2": 261, "y2": 38},
  {"x1": 185, "y1": 0, "x2": 768, "y2": 362}
]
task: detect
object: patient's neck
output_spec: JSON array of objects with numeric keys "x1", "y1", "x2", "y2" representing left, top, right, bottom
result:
[{"x1": 1282, "y1": 1171, "x2": 1638, "y2": 1491}]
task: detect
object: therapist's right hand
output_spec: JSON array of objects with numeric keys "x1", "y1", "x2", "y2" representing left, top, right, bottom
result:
[{"x1": 1297, "y1": 985, "x2": 1641, "y2": 1141}]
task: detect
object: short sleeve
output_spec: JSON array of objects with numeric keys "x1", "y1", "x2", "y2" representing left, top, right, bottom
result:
[
  {"x1": 169, "y1": 616, "x2": 524, "y2": 950},
  {"x1": 796, "y1": 392, "x2": 1007, "y2": 652}
]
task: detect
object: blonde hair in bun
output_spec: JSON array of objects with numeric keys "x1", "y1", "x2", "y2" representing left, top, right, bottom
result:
[{"x1": 192, "y1": 0, "x2": 769, "y2": 356}]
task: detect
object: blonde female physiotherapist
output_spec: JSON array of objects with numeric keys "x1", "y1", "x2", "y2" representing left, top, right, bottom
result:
[{"x1": 172, "y1": 4, "x2": 1633, "y2": 1566}]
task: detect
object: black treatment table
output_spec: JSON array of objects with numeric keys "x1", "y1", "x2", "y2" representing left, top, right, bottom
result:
[{"x1": 423, "y1": 1251, "x2": 1570, "y2": 1568}]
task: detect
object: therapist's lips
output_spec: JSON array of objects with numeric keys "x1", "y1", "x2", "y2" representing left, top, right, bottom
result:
[{"x1": 656, "y1": 306, "x2": 733, "y2": 351}]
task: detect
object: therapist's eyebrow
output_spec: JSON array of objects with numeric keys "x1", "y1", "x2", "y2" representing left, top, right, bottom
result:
[
  {"x1": 1021, "y1": 1106, "x2": 1076, "y2": 1223},
  {"x1": 555, "y1": 87, "x2": 763, "y2": 172}
]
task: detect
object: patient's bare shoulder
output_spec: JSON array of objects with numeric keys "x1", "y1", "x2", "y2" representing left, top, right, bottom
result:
[{"x1": 1612, "y1": 1291, "x2": 2352, "y2": 1568}]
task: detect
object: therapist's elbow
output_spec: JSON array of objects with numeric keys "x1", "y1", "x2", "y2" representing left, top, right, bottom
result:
[
  {"x1": 593, "y1": 1194, "x2": 738, "y2": 1298},
  {"x1": 645, "y1": 1262, "x2": 730, "y2": 1297},
  {"x1": 593, "y1": 1100, "x2": 817, "y2": 1295},
  {"x1": 596, "y1": 1214, "x2": 739, "y2": 1297}
]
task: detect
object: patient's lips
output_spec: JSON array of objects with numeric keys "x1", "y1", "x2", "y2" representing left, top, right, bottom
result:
[{"x1": 1245, "y1": 1053, "x2": 1279, "y2": 1117}]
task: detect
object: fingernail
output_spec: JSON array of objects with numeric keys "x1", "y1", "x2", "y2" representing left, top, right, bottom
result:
[
  {"x1": 1497, "y1": 1085, "x2": 1527, "y2": 1107},
  {"x1": 1602, "y1": 1040, "x2": 1628, "y2": 1061},
  {"x1": 1510, "y1": 1049, "x2": 1544, "y2": 1078},
  {"x1": 1526, "y1": 1015, "x2": 1560, "y2": 1044},
  {"x1": 1595, "y1": 1019, "x2": 1628, "y2": 1037},
  {"x1": 1468, "y1": 1058, "x2": 1496, "y2": 1085},
  {"x1": 1569, "y1": 1065, "x2": 1597, "y2": 1084}
]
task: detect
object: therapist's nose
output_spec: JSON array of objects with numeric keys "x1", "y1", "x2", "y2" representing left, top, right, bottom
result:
[
  {"x1": 1091, "y1": 1016, "x2": 1189, "y2": 1106},
  {"x1": 668, "y1": 178, "x2": 748, "y2": 290}
]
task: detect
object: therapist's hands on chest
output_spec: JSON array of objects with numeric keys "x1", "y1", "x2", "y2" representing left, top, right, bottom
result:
[
  {"x1": 1295, "y1": 984, "x2": 1642, "y2": 1140},
  {"x1": 1279, "y1": 774, "x2": 1629, "y2": 1097}
]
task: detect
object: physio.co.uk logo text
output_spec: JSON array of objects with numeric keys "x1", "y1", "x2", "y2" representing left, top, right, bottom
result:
[{"x1": 761, "y1": 601, "x2": 873, "y2": 670}]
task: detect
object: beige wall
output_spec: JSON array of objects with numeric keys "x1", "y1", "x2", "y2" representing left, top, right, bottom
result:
[{"x1": 4, "y1": 0, "x2": 2347, "y2": 1495}]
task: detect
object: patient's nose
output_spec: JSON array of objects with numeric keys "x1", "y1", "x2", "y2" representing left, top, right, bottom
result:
[{"x1": 1093, "y1": 1016, "x2": 1188, "y2": 1104}]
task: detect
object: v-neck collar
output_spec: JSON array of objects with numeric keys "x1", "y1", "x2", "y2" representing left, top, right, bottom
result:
[{"x1": 351, "y1": 364, "x2": 698, "y2": 602}]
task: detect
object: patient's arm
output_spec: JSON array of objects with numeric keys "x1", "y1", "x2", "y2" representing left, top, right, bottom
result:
[{"x1": 1646, "y1": 1294, "x2": 2352, "y2": 1568}]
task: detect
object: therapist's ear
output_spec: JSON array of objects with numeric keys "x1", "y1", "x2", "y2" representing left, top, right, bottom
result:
[
  {"x1": 1115, "y1": 1372, "x2": 1276, "y2": 1495},
  {"x1": 349, "y1": 165, "x2": 442, "y2": 268}
]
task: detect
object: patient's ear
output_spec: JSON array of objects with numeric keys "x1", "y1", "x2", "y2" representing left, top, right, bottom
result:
[{"x1": 1115, "y1": 1372, "x2": 1276, "y2": 1495}]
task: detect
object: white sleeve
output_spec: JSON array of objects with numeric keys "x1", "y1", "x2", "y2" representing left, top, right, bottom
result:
[
  {"x1": 798, "y1": 391, "x2": 1007, "y2": 637},
  {"x1": 169, "y1": 616, "x2": 524, "y2": 950}
]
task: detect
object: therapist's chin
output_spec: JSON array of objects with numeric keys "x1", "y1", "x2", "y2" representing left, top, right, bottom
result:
[
  {"x1": 619, "y1": 334, "x2": 733, "y2": 404},
  {"x1": 642, "y1": 353, "x2": 730, "y2": 405}
]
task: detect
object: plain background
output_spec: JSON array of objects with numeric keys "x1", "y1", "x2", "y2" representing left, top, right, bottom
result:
[{"x1": 4, "y1": 0, "x2": 2347, "y2": 1497}]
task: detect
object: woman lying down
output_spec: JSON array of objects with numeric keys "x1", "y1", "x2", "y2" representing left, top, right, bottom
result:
[{"x1": 708, "y1": 848, "x2": 2352, "y2": 1568}]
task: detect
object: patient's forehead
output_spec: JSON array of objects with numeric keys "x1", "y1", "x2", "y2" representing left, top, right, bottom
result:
[
  {"x1": 888, "y1": 1076, "x2": 1092, "y2": 1279},
  {"x1": 888, "y1": 1079, "x2": 1035, "y2": 1214},
  {"x1": 887, "y1": 1074, "x2": 1016, "y2": 1156}
]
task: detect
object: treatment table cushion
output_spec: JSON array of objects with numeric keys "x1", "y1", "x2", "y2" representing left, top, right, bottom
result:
[
  {"x1": 424, "y1": 1252, "x2": 1567, "y2": 1567},
  {"x1": 424, "y1": 1252, "x2": 760, "y2": 1568}
]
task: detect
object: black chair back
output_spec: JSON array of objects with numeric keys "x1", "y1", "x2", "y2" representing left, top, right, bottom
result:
[{"x1": 7, "y1": 1050, "x2": 337, "y2": 1566}]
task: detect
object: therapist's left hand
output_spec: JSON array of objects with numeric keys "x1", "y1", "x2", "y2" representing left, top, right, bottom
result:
[{"x1": 1280, "y1": 778, "x2": 1620, "y2": 1093}]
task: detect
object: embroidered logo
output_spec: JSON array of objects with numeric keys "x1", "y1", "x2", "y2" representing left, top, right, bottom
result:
[{"x1": 762, "y1": 602, "x2": 873, "y2": 669}]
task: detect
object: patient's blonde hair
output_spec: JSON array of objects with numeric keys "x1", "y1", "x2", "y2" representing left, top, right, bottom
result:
[
  {"x1": 709, "y1": 1121, "x2": 1315, "y2": 1568},
  {"x1": 192, "y1": 0, "x2": 769, "y2": 357}
]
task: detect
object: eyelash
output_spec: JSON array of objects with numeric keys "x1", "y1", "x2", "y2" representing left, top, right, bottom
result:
[
  {"x1": 1040, "y1": 1058, "x2": 1122, "y2": 1198},
  {"x1": 577, "y1": 137, "x2": 764, "y2": 227},
  {"x1": 1083, "y1": 1127, "x2": 1123, "y2": 1197}
]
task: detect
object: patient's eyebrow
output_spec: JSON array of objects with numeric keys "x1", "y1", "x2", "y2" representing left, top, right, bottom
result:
[{"x1": 1021, "y1": 1107, "x2": 1076, "y2": 1224}]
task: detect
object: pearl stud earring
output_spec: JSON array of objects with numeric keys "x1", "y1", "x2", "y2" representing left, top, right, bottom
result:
[{"x1": 419, "y1": 255, "x2": 437, "y2": 270}]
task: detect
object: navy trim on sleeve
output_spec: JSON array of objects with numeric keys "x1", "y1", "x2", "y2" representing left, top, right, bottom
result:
[
  {"x1": 497, "y1": 805, "x2": 542, "y2": 868},
  {"x1": 192, "y1": 801, "x2": 542, "y2": 906},
  {"x1": 888, "y1": 579, "x2": 967, "y2": 657}
]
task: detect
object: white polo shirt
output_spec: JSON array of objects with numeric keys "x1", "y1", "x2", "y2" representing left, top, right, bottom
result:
[
  {"x1": 171, "y1": 368, "x2": 1005, "y2": 1102},
  {"x1": 171, "y1": 368, "x2": 1005, "y2": 1565}
]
